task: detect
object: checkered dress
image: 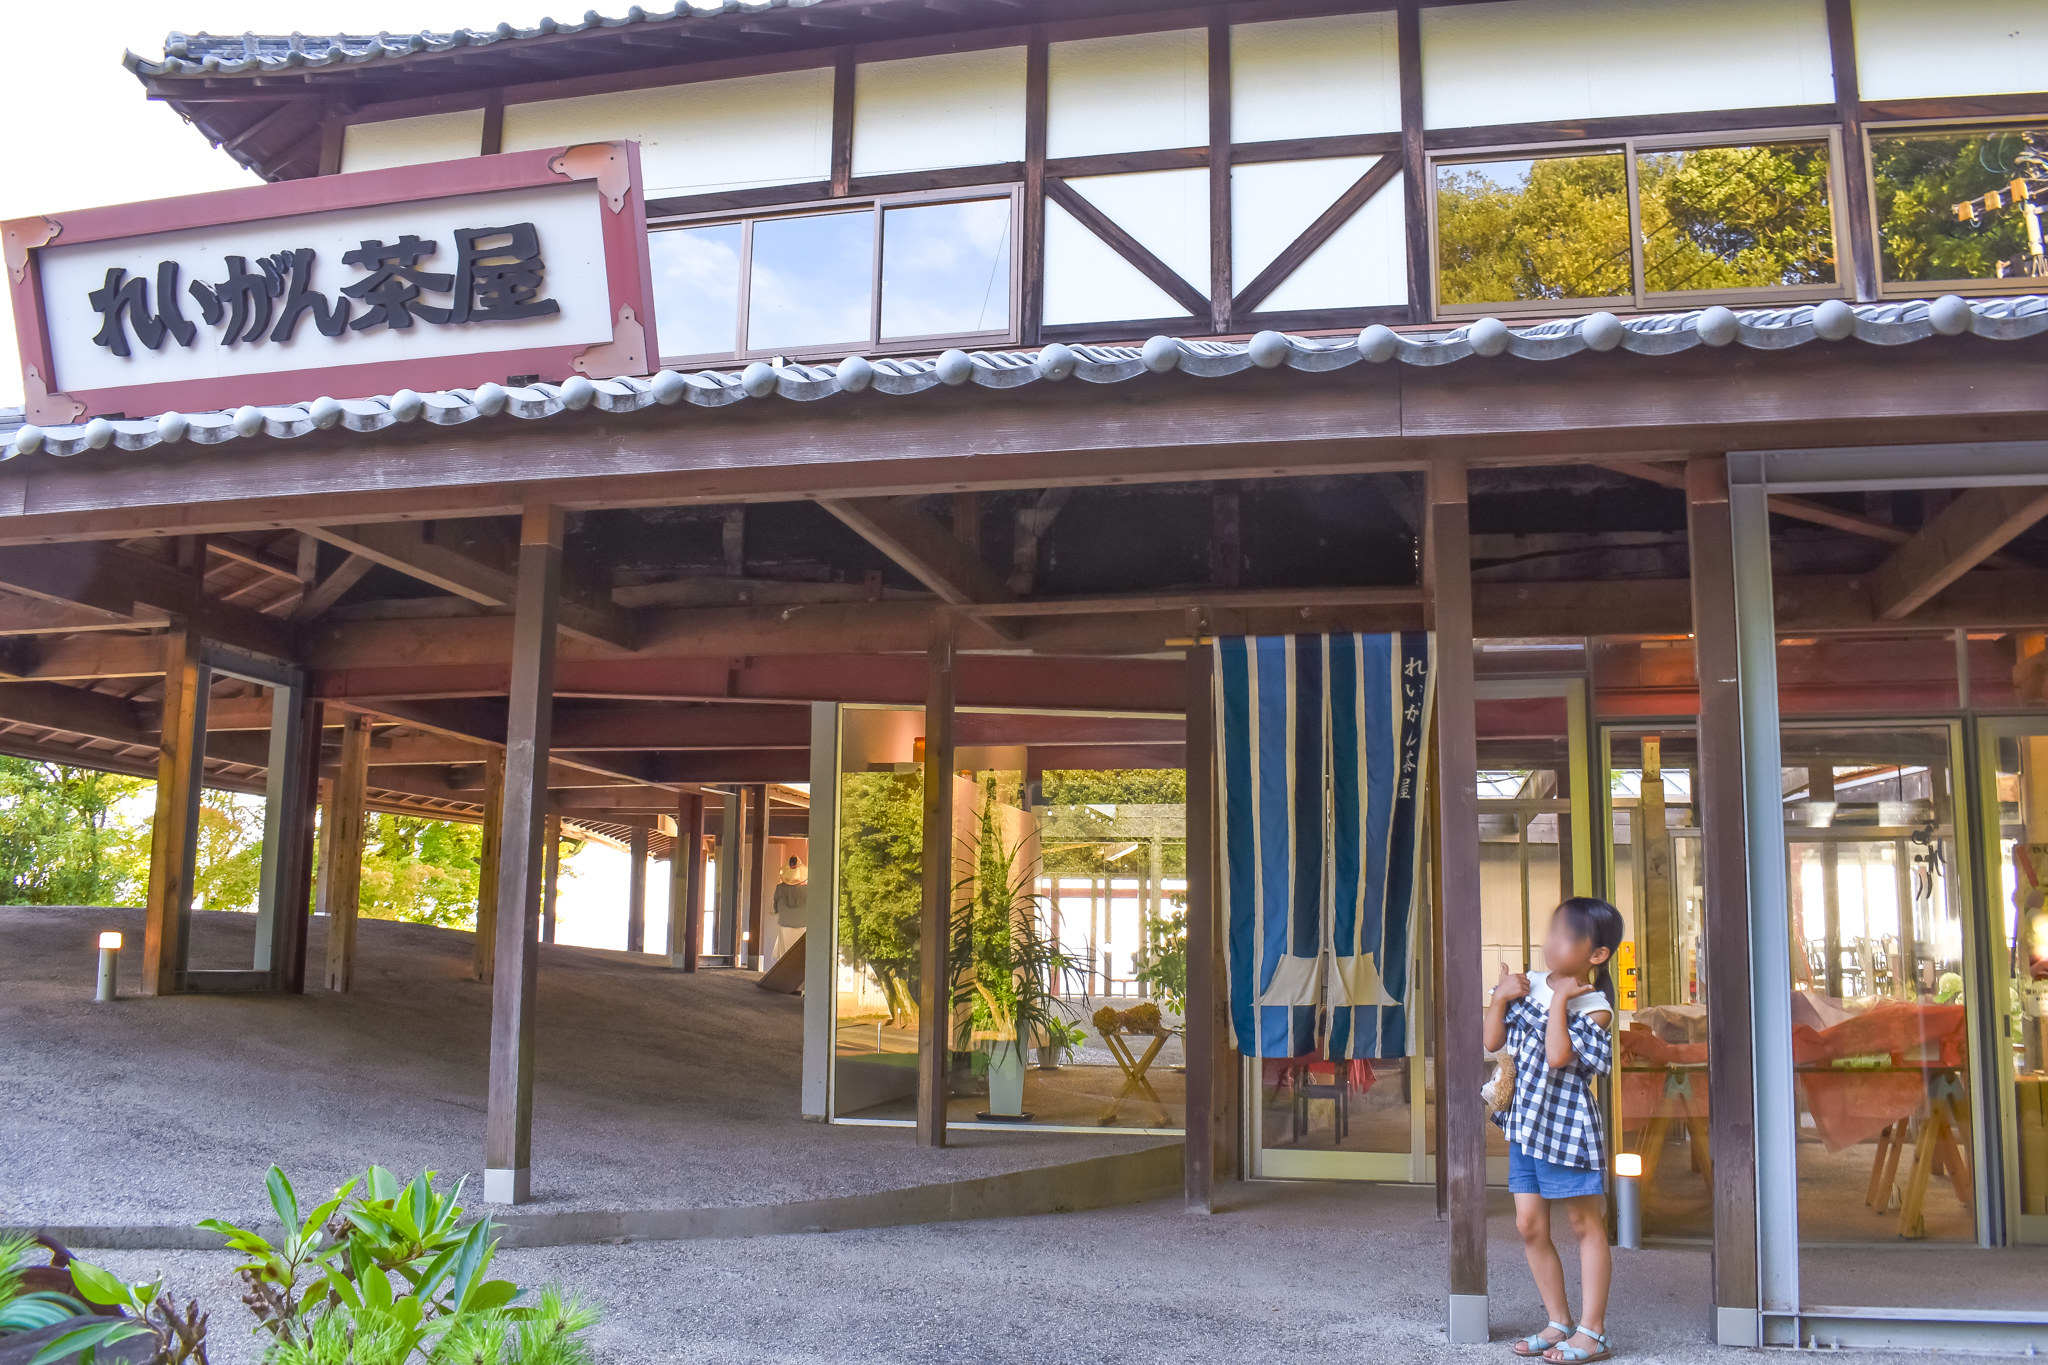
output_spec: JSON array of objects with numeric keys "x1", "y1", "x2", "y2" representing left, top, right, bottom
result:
[{"x1": 1491, "y1": 994, "x2": 1612, "y2": 1170}]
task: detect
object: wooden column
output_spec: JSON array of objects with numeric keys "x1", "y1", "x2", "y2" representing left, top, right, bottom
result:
[
  {"x1": 1183, "y1": 635, "x2": 1231, "y2": 1209},
  {"x1": 485, "y1": 504, "x2": 562, "y2": 1207},
  {"x1": 1429, "y1": 459, "x2": 1488, "y2": 1344},
  {"x1": 540, "y1": 812, "x2": 562, "y2": 945},
  {"x1": 918, "y1": 611, "x2": 957, "y2": 1148},
  {"x1": 1640, "y1": 734, "x2": 1677, "y2": 1004},
  {"x1": 1397, "y1": 0, "x2": 1431, "y2": 324},
  {"x1": 671, "y1": 792, "x2": 707, "y2": 971},
  {"x1": 322, "y1": 714, "x2": 371, "y2": 993},
  {"x1": 1686, "y1": 456, "x2": 1762, "y2": 1335},
  {"x1": 1206, "y1": 14, "x2": 1232, "y2": 334},
  {"x1": 259, "y1": 682, "x2": 322, "y2": 994},
  {"x1": 626, "y1": 822, "x2": 650, "y2": 953},
  {"x1": 1020, "y1": 29, "x2": 1048, "y2": 345},
  {"x1": 746, "y1": 784, "x2": 773, "y2": 968},
  {"x1": 1824, "y1": 0, "x2": 1878, "y2": 301},
  {"x1": 716, "y1": 790, "x2": 741, "y2": 958},
  {"x1": 143, "y1": 628, "x2": 208, "y2": 997},
  {"x1": 473, "y1": 751, "x2": 506, "y2": 982}
]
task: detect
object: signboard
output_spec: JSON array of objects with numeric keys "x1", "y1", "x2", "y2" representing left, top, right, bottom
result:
[{"x1": 4, "y1": 142, "x2": 656, "y2": 424}]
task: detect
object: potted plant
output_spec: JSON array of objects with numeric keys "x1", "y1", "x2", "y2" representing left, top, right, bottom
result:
[{"x1": 952, "y1": 781, "x2": 1068, "y2": 1120}]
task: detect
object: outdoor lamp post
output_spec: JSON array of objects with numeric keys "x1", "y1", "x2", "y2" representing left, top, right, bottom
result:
[
  {"x1": 95, "y1": 931, "x2": 122, "y2": 1002},
  {"x1": 1614, "y1": 1151, "x2": 1643, "y2": 1249}
]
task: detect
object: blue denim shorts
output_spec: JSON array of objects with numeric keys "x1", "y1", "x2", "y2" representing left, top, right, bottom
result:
[{"x1": 1508, "y1": 1142, "x2": 1606, "y2": 1199}]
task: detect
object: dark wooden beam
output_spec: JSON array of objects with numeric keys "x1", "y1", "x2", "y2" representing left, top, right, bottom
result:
[
  {"x1": 1429, "y1": 457, "x2": 1487, "y2": 1341},
  {"x1": 1207, "y1": 13, "x2": 1231, "y2": 333},
  {"x1": 1824, "y1": 0, "x2": 1877, "y2": 301},
  {"x1": 1043, "y1": 176, "x2": 1209, "y2": 318},
  {"x1": 322, "y1": 714, "x2": 371, "y2": 993},
  {"x1": 142, "y1": 629, "x2": 206, "y2": 996},
  {"x1": 918, "y1": 610, "x2": 955, "y2": 1148},
  {"x1": 671, "y1": 791, "x2": 707, "y2": 971},
  {"x1": 1021, "y1": 29, "x2": 1048, "y2": 345},
  {"x1": 1181, "y1": 633, "x2": 1224, "y2": 1209},
  {"x1": 0, "y1": 542, "x2": 293, "y2": 661},
  {"x1": 1685, "y1": 455, "x2": 1761, "y2": 1328},
  {"x1": 292, "y1": 552, "x2": 376, "y2": 621},
  {"x1": 745, "y1": 781, "x2": 772, "y2": 968},
  {"x1": 1396, "y1": 0, "x2": 1429, "y2": 323},
  {"x1": 818, "y1": 497, "x2": 1018, "y2": 607},
  {"x1": 1871, "y1": 487, "x2": 2048, "y2": 620},
  {"x1": 305, "y1": 522, "x2": 633, "y2": 649},
  {"x1": 474, "y1": 751, "x2": 506, "y2": 982},
  {"x1": 830, "y1": 46, "x2": 856, "y2": 196},
  {"x1": 485, "y1": 504, "x2": 562, "y2": 1205},
  {"x1": 0, "y1": 681, "x2": 148, "y2": 745}
]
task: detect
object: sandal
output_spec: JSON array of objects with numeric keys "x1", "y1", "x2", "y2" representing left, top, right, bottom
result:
[
  {"x1": 1512, "y1": 1321, "x2": 1572, "y2": 1356},
  {"x1": 1543, "y1": 1328, "x2": 1615, "y2": 1363}
]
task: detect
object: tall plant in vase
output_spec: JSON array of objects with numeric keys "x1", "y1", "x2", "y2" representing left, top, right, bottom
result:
[{"x1": 950, "y1": 779, "x2": 1067, "y2": 1120}]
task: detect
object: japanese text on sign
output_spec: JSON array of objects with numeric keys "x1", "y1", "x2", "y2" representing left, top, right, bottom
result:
[{"x1": 86, "y1": 224, "x2": 560, "y2": 357}]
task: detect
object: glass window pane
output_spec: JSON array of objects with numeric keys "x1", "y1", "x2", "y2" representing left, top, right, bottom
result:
[
  {"x1": 1637, "y1": 142, "x2": 1837, "y2": 294},
  {"x1": 1872, "y1": 125, "x2": 2048, "y2": 287},
  {"x1": 1435, "y1": 153, "x2": 1631, "y2": 306},
  {"x1": 880, "y1": 198, "x2": 1013, "y2": 340},
  {"x1": 747, "y1": 210, "x2": 875, "y2": 353},
  {"x1": 648, "y1": 223, "x2": 742, "y2": 360}
]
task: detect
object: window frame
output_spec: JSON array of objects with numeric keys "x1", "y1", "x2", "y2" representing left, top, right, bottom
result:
[
  {"x1": 1427, "y1": 125, "x2": 1851, "y2": 322},
  {"x1": 1862, "y1": 114, "x2": 2048, "y2": 301},
  {"x1": 648, "y1": 182, "x2": 1025, "y2": 367}
]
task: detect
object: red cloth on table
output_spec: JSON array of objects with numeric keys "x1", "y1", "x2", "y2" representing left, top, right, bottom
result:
[
  {"x1": 1617, "y1": 1027, "x2": 1709, "y2": 1132},
  {"x1": 1791, "y1": 1002, "x2": 1966, "y2": 1153},
  {"x1": 1261, "y1": 1055, "x2": 1377, "y2": 1093}
]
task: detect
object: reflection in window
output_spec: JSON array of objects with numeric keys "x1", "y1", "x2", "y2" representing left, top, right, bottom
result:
[
  {"x1": 747, "y1": 210, "x2": 875, "y2": 354},
  {"x1": 1435, "y1": 153, "x2": 1631, "y2": 306},
  {"x1": 1872, "y1": 125, "x2": 2048, "y2": 287},
  {"x1": 648, "y1": 223, "x2": 742, "y2": 359},
  {"x1": 1638, "y1": 142, "x2": 1836, "y2": 294},
  {"x1": 880, "y1": 199, "x2": 1012, "y2": 341}
]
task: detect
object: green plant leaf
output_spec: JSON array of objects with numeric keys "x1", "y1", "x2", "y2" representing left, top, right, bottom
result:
[
  {"x1": 366, "y1": 1165, "x2": 400, "y2": 1203},
  {"x1": 27, "y1": 1318, "x2": 151, "y2": 1365},
  {"x1": 0, "y1": 1290, "x2": 91, "y2": 1333},
  {"x1": 63, "y1": 1263, "x2": 128, "y2": 1309},
  {"x1": 464, "y1": 1279, "x2": 520, "y2": 1314},
  {"x1": 265, "y1": 1165, "x2": 301, "y2": 1234},
  {"x1": 444, "y1": 1220, "x2": 493, "y2": 1313}
]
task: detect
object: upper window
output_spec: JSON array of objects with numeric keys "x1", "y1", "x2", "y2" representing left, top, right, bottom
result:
[
  {"x1": 1870, "y1": 124, "x2": 2048, "y2": 295},
  {"x1": 1433, "y1": 137, "x2": 1841, "y2": 317},
  {"x1": 649, "y1": 188, "x2": 1019, "y2": 365}
]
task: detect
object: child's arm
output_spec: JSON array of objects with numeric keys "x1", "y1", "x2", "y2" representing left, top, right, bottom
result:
[
  {"x1": 1485, "y1": 962, "x2": 1528, "y2": 1053},
  {"x1": 1545, "y1": 983, "x2": 1614, "y2": 1073}
]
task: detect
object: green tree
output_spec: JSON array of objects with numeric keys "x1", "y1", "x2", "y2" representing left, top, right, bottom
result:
[
  {"x1": 357, "y1": 813, "x2": 485, "y2": 927},
  {"x1": 1639, "y1": 143, "x2": 1836, "y2": 291},
  {"x1": 837, "y1": 770, "x2": 924, "y2": 1023},
  {"x1": 1436, "y1": 153, "x2": 1632, "y2": 305},
  {"x1": 192, "y1": 791, "x2": 268, "y2": 911},
  {"x1": 0, "y1": 757, "x2": 148, "y2": 904},
  {"x1": 1872, "y1": 128, "x2": 2045, "y2": 283}
]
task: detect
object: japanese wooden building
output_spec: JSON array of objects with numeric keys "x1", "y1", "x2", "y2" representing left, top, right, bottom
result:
[{"x1": 6, "y1": 0, "x2": 2048, "y2": 1351}]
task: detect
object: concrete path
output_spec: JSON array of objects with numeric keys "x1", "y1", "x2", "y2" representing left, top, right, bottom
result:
[
  {"x1": 0, "y1": 906, "x2": 1162, "y2": 1228},
  {"x1": 75, "y1": 1182, "x2": 1960, "y2": 1365}
]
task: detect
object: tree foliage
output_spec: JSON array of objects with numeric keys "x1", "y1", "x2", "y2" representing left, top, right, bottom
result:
[
  {"x1": 0, "y1": 758, "x2": 148, "y2": 905},
  {"x1": 836, "y1": 771, "x2": 924, "y2": 1022},
  {"x1": 1873, "y1": 128, "x2": 2047, "y2": 283},
  {"x1": 1436, "y1": 143, "x2": 1837, "y2": 306},
  {"x1": 353, "y1": 814, "x2": 486, "y2": 928}
]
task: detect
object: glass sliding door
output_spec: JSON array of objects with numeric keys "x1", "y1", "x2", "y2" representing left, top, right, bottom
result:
[{"x1": 1976, "y1": 719, "x2": 2048, "y2": 1245}]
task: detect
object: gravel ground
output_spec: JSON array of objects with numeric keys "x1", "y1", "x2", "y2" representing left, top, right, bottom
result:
[
  {"x1": 72, "y1": 1182, "x2": 1955, "y2": 1365},
  {"x1": 0, "y1": 906, "x2": 1159, "y2": 1227}
]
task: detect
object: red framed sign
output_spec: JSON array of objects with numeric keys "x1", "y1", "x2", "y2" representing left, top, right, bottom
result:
[{"x1": 3, "y1": 141, "x2": 657, "y2": 424}]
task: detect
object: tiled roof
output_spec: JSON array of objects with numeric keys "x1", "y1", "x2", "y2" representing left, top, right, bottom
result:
[
  {"x1": 126, "y1": 0, "x2": 831, "y2": 78},
  {"x1": 6, "y1": 296, "x2": 2045, "y2": 461}
]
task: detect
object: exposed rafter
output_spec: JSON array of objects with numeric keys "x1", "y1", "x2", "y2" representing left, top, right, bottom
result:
[{"x1": 1871, "y1": 487, "x2": 2048, "y2": 620}]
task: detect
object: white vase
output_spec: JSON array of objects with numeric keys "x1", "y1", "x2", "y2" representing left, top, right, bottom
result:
[{"x1": 985, "y1": 1041, "x2": 1027, "y2": 1116}]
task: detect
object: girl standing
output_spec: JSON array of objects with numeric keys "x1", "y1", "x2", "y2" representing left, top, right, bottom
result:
[{"x1": 1483, "y1": 896, "x2": 1625, "y2": 1364}]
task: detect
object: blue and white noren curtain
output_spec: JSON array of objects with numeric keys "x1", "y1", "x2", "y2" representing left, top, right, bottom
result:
[{"x1": 1216, "y1": 633, "x2": 1436, "y2": 1061}]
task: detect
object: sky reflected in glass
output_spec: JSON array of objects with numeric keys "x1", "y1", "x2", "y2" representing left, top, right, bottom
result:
[
  {"x1": 880, "y1": 199, "x2": 1011, "y2": 339},
  {"x1": 649, "y1": 223, "x2": 741, "y2": 359},
  {"x1": 748, "y1": 211, "x2": 874, "y2": 352}
]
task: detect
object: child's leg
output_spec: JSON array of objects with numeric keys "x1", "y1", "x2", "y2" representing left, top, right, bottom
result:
[
  {"x1": 1561, "y1": 1193, "x2": 1611, "y2": 1341},
  {"x1": 1514, "y1": 1192, "x2": 1572, "y2": 1338}
]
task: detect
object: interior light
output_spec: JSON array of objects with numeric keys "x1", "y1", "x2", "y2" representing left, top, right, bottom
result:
[
  {"x1": 98, "y1": 931, "x2": 123, "y2": 951},
  {"x1": 1615, "y1": 1152, "x2": 1643, "y2": 1179}
]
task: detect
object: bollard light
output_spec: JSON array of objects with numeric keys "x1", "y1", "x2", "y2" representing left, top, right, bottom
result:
[
  {"x1": 95, "y1": 931, "x2": 122, "y2": 1002},
  {"x1": 1615, "y1": 1151, "x2": 1643, "y2": 1249}
]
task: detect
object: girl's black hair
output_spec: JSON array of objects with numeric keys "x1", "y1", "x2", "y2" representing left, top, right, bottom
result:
[{"x1": 1556, "y1": 896, "x2": 1626, "y2": 1005}]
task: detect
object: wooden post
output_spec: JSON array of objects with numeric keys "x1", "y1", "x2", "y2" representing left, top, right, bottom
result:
[
  {"x1": 672, "y1": 792, "x2": 707, "y2": 971},
  {"x1": 717, "y1": 790, "x2": 742, "y2": 958},
  {"x1": 1686, "y1": 456, "x2": 1762, "y2": 1337},
  {"x1": 260, "y1": 683, "x2": 322, "y2": 993},
  {"x1": 473, "y1": 751, "x2": 506, "y2": 982},
  {"x1": 540, "y1": 812, "x2": 562, "y2": 945},
  {"x1": 322, "y1": 714, "x2": 371, "y2": 993},
  {"x1": 485, "y1": 504, "x2": 562, "y2": 1207},
  {"x1": 746, "y1": 784, "x2": 772, "y2": 968},
  {"x1": 1183, "y1": 634, "x2": 1231, "y2": 1209},
  {"x1": 918, "y1": 611, "x2": 957, "y2": 1148},
  {"x1": 1429, "y1": 459, "x2": 1488, "y2": 1344},
  {"x1": 626, "y1": 822, "x2": 649, "y2": 953},
  {"x1": 1640, "y1": 733, "x2": 1677, "y2": 1003},
  {"x1": 143, "y1": 628, "x2": 208, "y2": 997}
]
